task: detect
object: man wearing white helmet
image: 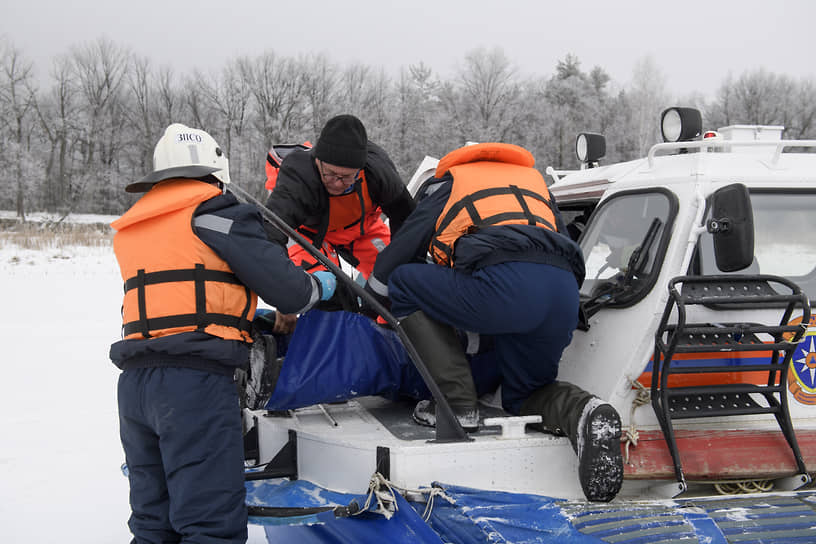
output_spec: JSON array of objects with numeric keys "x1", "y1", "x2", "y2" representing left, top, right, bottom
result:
[{"x1": 110, "y1": 124, "x2": 337, "y2": 543}]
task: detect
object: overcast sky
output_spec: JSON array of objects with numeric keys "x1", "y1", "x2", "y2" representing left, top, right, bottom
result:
[{"x1": 3, "y1": 0, "x2": 815, "y2": 99}]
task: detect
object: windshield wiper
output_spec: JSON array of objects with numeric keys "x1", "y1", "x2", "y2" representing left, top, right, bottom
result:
[{"x1": 579, "y1": 217, "x2": 663, "y2": 328}]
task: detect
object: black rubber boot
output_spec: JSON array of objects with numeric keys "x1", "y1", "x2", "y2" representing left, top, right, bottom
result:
[
  {"x1": 521, "y1": 381, "x2": 623, "y2": 502},
  {"x1": 400, "y1": 311, "x2": 479, "y2": 431}
]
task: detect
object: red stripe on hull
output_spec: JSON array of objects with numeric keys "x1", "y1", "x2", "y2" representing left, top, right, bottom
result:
[
  {"x1": 624, "y1": 429, "x2": 816, "y2": 480},
  {"x1": 636, "y1": 370, "x2": 773, "y2": 389}
]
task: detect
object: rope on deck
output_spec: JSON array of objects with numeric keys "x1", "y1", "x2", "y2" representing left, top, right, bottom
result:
[
  {"x1": 622, "y1": 377, "x2": 651, "y2": 465},
  {"x1": 357, "y1": 472, "x2": 455, "y2": 521}
]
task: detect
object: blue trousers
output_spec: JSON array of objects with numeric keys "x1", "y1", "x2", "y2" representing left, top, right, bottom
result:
[
  {"x1": 118, "y1": 367, "x2": 247, "y2": 544},
  {"x1": 389, "y1": 261, "x2": 579, "y2": 415}
]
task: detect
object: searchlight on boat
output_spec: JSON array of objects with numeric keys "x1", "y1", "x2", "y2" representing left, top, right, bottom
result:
[
  {"x1": 660, "y1": 106, "x2": 702, "y2": 142},
  {"x1": 575, "y1": 132, "x2": 606, "y2": 168}
]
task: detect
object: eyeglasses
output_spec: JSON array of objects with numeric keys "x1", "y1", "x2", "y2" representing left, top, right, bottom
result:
[{"x1": 319, "y1": 162, "x2": 359, "y2": 183}]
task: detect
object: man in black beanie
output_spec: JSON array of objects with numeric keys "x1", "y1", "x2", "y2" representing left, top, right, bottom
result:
[{"x1": 265, "y1": 115, "x2": 414, "y2": 302}]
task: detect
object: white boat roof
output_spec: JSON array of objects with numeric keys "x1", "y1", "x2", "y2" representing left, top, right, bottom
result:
[{"x1": 548, "y1": 137, "x2": 816, "y2": 203}]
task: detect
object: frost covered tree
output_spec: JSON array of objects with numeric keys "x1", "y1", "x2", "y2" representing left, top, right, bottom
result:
[
  {"x1": 441, "y1": 47, "x2": 521, "y2": 144},
  {"x1": 785, "y1": 79, "x2": 816, "y2": 139},
  {"x1": 623, "y1": 56, "x2": 671, "y2": 157},
  {"x1": 707, "y1": 69, "x2": 816, "y2": 139},
  {"x1": 69, "y1": 37, "x2": 131, "y2": 213},
  {"x1": 191, "y1": 59, "x2": 253, "y2": 185},
  {"x1": 2, "y1": 37, "x2": 815, "y2": 217},
  {"x1": 244, "y1": 51, "x2": 310, "y2": 151},
  {"x1": 534, "y1": 54, "x2": 613, "y2": 169},
  {"x1": 0, "y1": 38, "x2": 37, "y2": 219},
  {"x1": 36, "y1": 53, "x2": 82, "y2": 213},
  {"x1": 392, "y1": 63, "x2": 446, "y2": 179},
  {"x1": 125, "y1": 55, "x2": 162, "y2": 181},
  {"x1": 300, "y1": 53, "x2": 339, "y2": 136}
]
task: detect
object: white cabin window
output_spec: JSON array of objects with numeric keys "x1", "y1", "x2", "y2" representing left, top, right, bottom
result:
[{"x1": 698, "y1": 191, "x2": 816, "y2": 300}]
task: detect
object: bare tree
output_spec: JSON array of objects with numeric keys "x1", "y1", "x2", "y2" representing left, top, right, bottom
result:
[
  {"x1": 338, "y1": 62, "x2": 372, "y2": 113},
  {"x1": 352, "y1": 67, "x2": 394, "y2": 147},
  {"x1": 68, "y1": 38, "x2": 132, "y2": 213},
  {"x1": 243, "y1": 51, "x2": 310, "y2": 150},
  {"x1": 36, "y1": 53, "x2": 82, "y2": 212},
  {"x1": 300, "y1": 53, "x2": 338, "y2": 135},
  {"x1": 4, "y1": 35, "x2": 815, "y2": 217},
  {"x1": 451, "y1": 46, "x2": 521, "y2": 142},
  {"x1": 126, "y1": 55, "x2": 160, "y2": 176},
  {"x1": 184, "y1": 72, "x2": 216, "y2": 132},
  {"x1": 708, "y1": 69, "x2": 795, "y2": 131},
  {"x1": 536, "y1": 54, "x2": 605, "y2": 168},
  {"x1": 786, "y1": 78, "x2": 816, "y2": 139},
  {"x1": 625, "y1": 55, "x2": 671, "y2": 156},
  {"x1": 193, "y1": 59, "x2": 254, "y2": 185},
  {"x1": 0, "y1": 38, "x2": 38, "y2": 219},
  {"x1": 155, "y1": 65, "x2": 183, "y2": 127},
  {"x1": 392, "y1": 63, "x2": 444, "y2": 176},
  {"x1": 733, "y1": 69, "x2": 788, "y2": 126},
  {"x1": 71, "y1": 38, "x2": 130, "y2": 167}
]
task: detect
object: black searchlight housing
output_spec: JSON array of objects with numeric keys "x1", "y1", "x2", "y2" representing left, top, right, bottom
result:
[
  {"x1": 660, "y1": 107, "x2": 702, "y2": 142},
  {"x1": 575, "y1": 132, "x2": 606, "y2": 166}
]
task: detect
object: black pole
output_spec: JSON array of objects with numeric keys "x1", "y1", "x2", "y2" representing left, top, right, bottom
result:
[{"x1": 228, "y1": 183, "x2": 469, "y2": 442}]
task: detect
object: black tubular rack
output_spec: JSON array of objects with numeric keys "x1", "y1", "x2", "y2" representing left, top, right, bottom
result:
[{"x1": 652, "y1": 275, "x2": 811, "y2": 490}]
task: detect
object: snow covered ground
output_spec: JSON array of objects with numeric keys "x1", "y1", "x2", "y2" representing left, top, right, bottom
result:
[
  {"x1": 0, "y1": 230, "x2": 267, "y2": 542},
  {"x1": 0, "y1": 240, "x2": 132, "y2": 542}
]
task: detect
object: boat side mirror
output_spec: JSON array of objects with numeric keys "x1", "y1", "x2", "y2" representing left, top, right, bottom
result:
[{"x1": 706, "y1": 183, "x2": 754, "y2": 272}]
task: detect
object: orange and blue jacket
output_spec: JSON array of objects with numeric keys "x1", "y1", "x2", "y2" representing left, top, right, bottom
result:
[
  {"x1": 368, "y1": 143, "x2": 585, "y2": 295},
  {"x1": 264, "y1": 142, "x2": 415, "y2": 248}
]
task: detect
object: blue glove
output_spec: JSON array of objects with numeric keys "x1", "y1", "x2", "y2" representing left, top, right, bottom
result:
[{"x1": 312, "y1": 270, "x2": 337, "y2": 301}]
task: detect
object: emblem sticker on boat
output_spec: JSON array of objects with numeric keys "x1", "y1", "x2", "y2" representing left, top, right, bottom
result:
[{"x1": 787, "y1": 315, "x2": 816, "y2": 405}]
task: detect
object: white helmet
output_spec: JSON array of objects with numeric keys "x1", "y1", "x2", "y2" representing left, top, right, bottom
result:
[{"x1": 126, "y1": 123, "x2": 230, "y2": 192}]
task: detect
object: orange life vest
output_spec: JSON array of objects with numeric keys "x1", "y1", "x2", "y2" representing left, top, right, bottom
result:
[
  {"x1": 326, "y1": 170, "x2": 376, "y2": 232},
  {"x1": 111, "y1": 178, "x2": 257, "y2": 342},
  {"x1": 265, "y1": 142, "x2": 312, "y2": 192},
  {"x1": 429, "y1": 143, "x2": 558, "y2": 267},
  {"x1": 297, "y1": 171, "x2": 377, "y2": 241}
]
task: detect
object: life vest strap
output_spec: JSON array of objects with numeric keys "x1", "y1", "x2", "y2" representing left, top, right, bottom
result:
[
  {"x1": 508, "y1": 185, "x2": 535, "y2": 225},
  {"x1": 125, "y1": 266, "x2": 251, "y2": 339},
  {"x1": 124, "y1": 268, "x2": 242, "y2": 292},
  {"x1": 123, "y1": 312, "x2": 250, "y2": 338},
  {"x1": 436, "y1": 185, "x2": 554, "y2": 234},
  {"x1": 355, "y1": 183, "x2": 366, "y2": 236},
  {"x1": 430, "y1": 184, "x2": 556, "y2": 267},
  {"x1": 429, "y1": 238, "x2": 453, "y2": 265},
  {"x1": 194, "y1": 264, "x2": 207, "y2": 332},
  {"x1": 136, "y1": 270, "x2": 151, "y2": 338},
  {"x1": 480, "y1": 211, "x2": 556, "y2": 231}
]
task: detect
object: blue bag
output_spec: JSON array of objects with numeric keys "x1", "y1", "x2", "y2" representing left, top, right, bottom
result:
[
  {"x1": 264, "y1": 310, "x2": 502, "y2": 411},
  {"x1": 264, "y1": 310, "x2": 429, "y2": 410}
]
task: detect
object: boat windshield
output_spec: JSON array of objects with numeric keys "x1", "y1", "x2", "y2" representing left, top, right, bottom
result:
[
  {"x1": 579, "y1": 191, "x2": 674, "y2": 307},
  {"x1": 697, "y1": 191, "x2": 816, "y2": 301}
]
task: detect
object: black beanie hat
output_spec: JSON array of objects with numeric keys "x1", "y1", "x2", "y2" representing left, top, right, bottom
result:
[{"x1": 314, "y1": 114, "x2": 368, "y2": 169}]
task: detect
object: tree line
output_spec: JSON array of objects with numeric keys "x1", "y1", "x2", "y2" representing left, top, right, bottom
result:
[{"x1": 1, "y1": 36, "x2": 815, "y2": 219}]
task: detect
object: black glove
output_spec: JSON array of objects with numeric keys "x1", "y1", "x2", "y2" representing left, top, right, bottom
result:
[
  {"x1": 360, "y1": 282, "x2": 390, "y2": 320},
  {"x1": 314, "y1": 279, "x2": 360, "y2": 313},
  {"x1": 252, "y1": 309, "x2": 277, "y2": 334}
]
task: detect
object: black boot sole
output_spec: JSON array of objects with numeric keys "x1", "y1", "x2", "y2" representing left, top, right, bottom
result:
[{"x1": 578, "y1": 403, "x2": 623, "y2": 502}]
